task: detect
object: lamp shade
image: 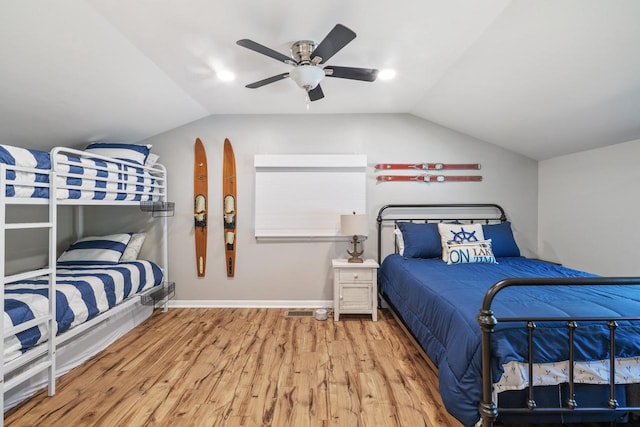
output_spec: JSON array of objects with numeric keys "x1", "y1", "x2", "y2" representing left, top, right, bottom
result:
[{"x1": 340, "y1": 214, "x2": 369, "y2": 237}]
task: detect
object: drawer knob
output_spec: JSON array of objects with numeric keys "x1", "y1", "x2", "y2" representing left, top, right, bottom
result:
[{"x1": 353, "y1": 273, "x2": 358, "y2": 279}]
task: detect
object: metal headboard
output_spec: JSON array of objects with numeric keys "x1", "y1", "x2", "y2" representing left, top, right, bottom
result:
[{"x1": 376, "y1": 203, "x2": 507, "y2": 264}]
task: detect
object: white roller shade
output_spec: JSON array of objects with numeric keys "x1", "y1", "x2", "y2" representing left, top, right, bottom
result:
[{"x1": 254, "y1": 154, "x2": 366, "y2": 238}]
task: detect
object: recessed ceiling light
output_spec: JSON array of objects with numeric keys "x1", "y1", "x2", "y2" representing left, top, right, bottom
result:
[
  {"x1": 378, "y1": 69, "x2": 396, "y2": 80},
  {"x1": 217, "y1": 70, "x2": 235, "y2": 82}
]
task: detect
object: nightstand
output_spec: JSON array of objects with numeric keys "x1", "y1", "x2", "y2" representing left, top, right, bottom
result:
[{"x1": 332, "y1": 259, "x2": 379, "y2": 321}]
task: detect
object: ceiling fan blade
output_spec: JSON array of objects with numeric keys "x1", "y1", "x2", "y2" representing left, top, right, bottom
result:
[
  {"x1": 311, "y1": 24, "x2": 356, "y2": 64},
  {"x1": 308, "y1": 85, "x2": 324, "y2": 101},
  {"x1": 245, "y1": 73, "x2": 290, "y2": 89},
  {"x1": 236, "y1": 39, "x2": 296, "y2": 65},
  {"x1": 324, "y1": 66, "x2": 378, "y2": 82}
]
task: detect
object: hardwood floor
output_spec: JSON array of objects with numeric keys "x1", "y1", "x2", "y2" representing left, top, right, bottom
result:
[{"x1": 5, "y1": 308, "x2": 640, "y2": 426}]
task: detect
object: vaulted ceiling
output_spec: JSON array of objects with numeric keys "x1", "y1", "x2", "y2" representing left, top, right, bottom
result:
[{"x1": 2, "y1": 0, "x2": 639, "y2": 160}]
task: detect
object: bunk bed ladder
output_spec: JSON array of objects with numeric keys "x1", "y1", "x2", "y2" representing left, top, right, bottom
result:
[{"x1": 0, "y1": 164, "x2": 57, "y2": 422}]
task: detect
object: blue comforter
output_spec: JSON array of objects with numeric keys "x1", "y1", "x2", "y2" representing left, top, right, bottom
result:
[{"x1": 379, "y1": 255, "x2": 640, "y2": 426}]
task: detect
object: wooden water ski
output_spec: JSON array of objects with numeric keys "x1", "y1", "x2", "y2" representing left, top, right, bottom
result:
[
  {"x1": 223, "y1": 138, "x2": 237, "y2": 277},
  {"x1": 377, "y1": 174, "x2": 482, "y2": 183},
  {"x1": 194, "y1": 138, "x2": 208, "y2": 277},
  {"x1": 375, "y1": 163, "x2": 480, "y2": 171}
]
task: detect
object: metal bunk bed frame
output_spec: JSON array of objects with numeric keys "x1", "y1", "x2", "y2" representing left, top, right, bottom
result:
[{"x1": 1, "y1": 147, "x2": 171, "y2": 425}]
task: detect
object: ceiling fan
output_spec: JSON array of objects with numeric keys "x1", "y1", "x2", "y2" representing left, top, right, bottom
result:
[{"x1": 236, "y1": 24, "x2": 378, "y2": 101}]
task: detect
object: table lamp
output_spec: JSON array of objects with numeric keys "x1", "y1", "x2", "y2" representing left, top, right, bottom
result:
[{"x1": 340, "y1": 212, "x2": 368, "y2": 263}]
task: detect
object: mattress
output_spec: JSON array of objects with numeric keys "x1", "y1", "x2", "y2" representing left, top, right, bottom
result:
[
  {"x1": 54, "y1": 153, "x2": 160, "y2": 201},
  {"x1": 1, "y1": 144, "x2": 161, "y2": 201},
  {"x1": 379, "y1": 255, "x2": 640, "y2": 426},
  {"x1": 3, "y1": 261, "x2": 163, "y2": 362}
]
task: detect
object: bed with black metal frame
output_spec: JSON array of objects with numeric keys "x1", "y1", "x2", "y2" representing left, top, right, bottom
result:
[{"x1": 376, "y1": 203, "x2": 640, "y2": 427}]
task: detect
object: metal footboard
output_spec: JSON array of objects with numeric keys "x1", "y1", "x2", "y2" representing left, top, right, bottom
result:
[{"x1": 477, "y1": 277, "x2": 640, "y2": 427}]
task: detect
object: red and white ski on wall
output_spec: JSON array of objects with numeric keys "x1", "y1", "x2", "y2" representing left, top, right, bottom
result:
[
  {"x1": 376, "y1": 174, "x2": 482, "y2": 183},
  {"x1": 374, "y1": 163, "x2": 480, "y2": 171}
]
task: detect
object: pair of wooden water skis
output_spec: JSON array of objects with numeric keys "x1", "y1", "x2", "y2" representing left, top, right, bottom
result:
[{"x1": 193, "y1": 138, "x2": 237, "y2": 278}]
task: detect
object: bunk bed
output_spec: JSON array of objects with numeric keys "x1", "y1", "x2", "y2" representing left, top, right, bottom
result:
[
  {"x1": 1, "y1": 143, "x2": 173, "y2": 420},
  {"x1": 376, "y1": 204, "x2": 640, "y2": 427}
]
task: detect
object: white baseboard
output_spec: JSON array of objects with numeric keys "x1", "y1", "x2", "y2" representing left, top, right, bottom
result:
[{"x1": 167, "y1": 300, "x2": 334, "y2": 309}]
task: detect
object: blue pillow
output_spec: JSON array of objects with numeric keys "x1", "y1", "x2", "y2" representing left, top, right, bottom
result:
[
  {"x1": 482, "y1": 222, "x2": 520, "y2": 257},
  {"x1": 396, "y1": 222, "x2": 442, "y2": 259},
  {"x1": 85, "y1": 143, "x2": 151, "y2": 165},
  {"x1": 57, "y1": 233, "x2": 132, "y2": 265}
]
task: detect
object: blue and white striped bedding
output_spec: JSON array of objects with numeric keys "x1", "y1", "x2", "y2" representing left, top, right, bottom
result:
[
  {"x1": 55, "y1": 153, "x2": 160, "y2": 201},
  {"x1": 0, "y1": 145, "x2": 51, "y2": 198},
  {"x1": 3, "y1": 261, "x2": 163, "y2": 362},
  {"x1": 1, "y1": 144, "x2": 161, "y2": 201}
]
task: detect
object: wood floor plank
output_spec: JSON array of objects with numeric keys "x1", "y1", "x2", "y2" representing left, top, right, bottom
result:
[{"x1": 5, "y1": 308, "x2": 640, "y2": 427}]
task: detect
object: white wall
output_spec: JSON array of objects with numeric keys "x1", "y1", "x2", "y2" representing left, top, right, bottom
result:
[
  {"x1": 81, "y1": 205, "x2": 165, "y2": 265},
  {"x1": 6, "y1": 204, "x2": 162, "y2": 276},
  {"x1": 538, "y1": 138, "x2": 640, "y2": 275},
  {"x1": 5, "y1": 205, "x2": 75, "y2": 275},
  {"x1": 138, "y1": 113, "x2": 538, "y2": 305}
]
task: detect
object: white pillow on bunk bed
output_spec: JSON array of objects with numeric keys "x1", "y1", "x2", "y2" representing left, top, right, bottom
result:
[
  {"x1": 58, "y1": 233, "x2": 132, "y2": 265},
  {"x1": 437, "y1": 223, "x2": 485, "y2": 263},
  {"x1": 120, "y1": 233, "x2": 147, "y2": 261},
  {"x1": 144, "y1": 153, "x2": 160, "y2": 168},
  {"x1": 84, "y1": 143, "x2": 152, "y2": 166}
]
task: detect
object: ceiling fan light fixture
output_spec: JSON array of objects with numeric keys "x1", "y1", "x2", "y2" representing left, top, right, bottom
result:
[
  {"x1": 216, "y1": 69, "x2": 236, "y2": 82},
  {"x1": 378, "y1": 69, "x2": 396, "y2": 80},
  {"x1": 289, "y1": 65, "x2": 325, "y2": 90}
]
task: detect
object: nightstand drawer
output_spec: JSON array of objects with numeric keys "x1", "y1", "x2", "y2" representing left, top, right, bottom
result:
[{"x1": 338, "y1": 268, "x2": 374, "y2": 283}]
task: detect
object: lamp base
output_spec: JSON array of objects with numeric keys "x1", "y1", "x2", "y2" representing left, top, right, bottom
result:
[{"x1": 347, "y1": 235, "x2": 364, "y2": 263}]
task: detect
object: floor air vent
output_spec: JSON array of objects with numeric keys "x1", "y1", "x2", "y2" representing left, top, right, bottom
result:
[{"x1": 285, "y1": 310, "x2": 315, "y2": 318}]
